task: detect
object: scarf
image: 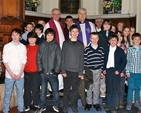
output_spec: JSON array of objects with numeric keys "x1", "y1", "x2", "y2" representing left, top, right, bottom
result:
[
  {"x1": 48, "y1": 19, "x2": 65, "y2": 45},
  {"x1": 75, "y1": 21, "x2": 91, "y2": 45}
]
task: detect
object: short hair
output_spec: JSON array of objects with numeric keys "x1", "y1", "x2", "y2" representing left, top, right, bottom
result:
[
  {"x1": 117, "y1": 21, "x2": 125, "y2": 26},
  {"x1": 78, "y1": 8, "x2": 87, "y2": 14},
  {"x1": 11, "y1": 28, "x2": 22, "y2": 36},
  {"x1": 101, "y1": 19, "x2": 112, "y2": 30},
  {"x1": 44, "y1": 28, "x2": 55, "y2": 39},
  {"x1": 35, "y1": 24, "x2": 44, "y2": 33},
  {"x1": 27, "y1": 32, "x2": 38, "y2": 44},
  {"x1": 132, "y1": 33, "x2": 141, "y2": 40},
  {"x1": 27, "y1": 32, "x2": 38, "y2": 39},
  {"x1": 95, "y1": 18, "x2": 103, "y2": 23},
  {"x1": 90, "y1": 32, "x2": 99, "y2": 38},
  {"x1": 65, "y1": 15, "x2": 73, "y2": 20},
  {"x1": 69, "y1": 24, "x2": 80, "y2": 32},
  {"x1": 51, "y1": 8, "x2": 61, "y2": 14},
  {"x1": 109, "y1": 34, "x2": 118, "y2": 41}
]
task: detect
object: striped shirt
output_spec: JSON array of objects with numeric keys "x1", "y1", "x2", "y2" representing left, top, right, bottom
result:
[
  {"x1": 84, "y1": 44, "x2": 104, "y2": 71},
  {"x1": 126, "y1": 45, "x2": 141, "y2": 73}
]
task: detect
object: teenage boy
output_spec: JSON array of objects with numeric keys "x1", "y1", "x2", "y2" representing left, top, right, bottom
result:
[
  {"x1": 3, "y1": 28, "x2": 27, "y2": 113},
  {"x1": 61, "y1": 24, "x2": 84, "y2": 113},
  {"x1": 126, "y1": 33, "x2": 141, "y2": 111},
  {"x1": 21, "y1": 22, "x2": 34, "y2": 45},
  {"x1": 24, "y1": 32, "x2": 40, "y2": 112},
  {"x1": 64, "y1": 15, "x2": 74, "y2": 39},
  {"x1": 35, "y1": 24, "x2": 45, "y2": 45},
  {"x1": 36, "y1": 28, "x2": 61, "y2": 113},
  {"x1": 84, "y1": 32, "x2": 104, "y2": 111},
  {"x1": 103, "y1": 34, "x2": 126, "y2": 113}
]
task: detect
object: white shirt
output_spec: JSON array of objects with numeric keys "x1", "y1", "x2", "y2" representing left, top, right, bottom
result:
[
  {"x1": 44, "y1": 19, "x2": 65, "y2": 49},
  {"x1": 79, "y1": 21, "x2": 96, "y2": 46},
  {"x1": 106, "y1": 45, "x2": 116, "y2": 68},
  {"x1": 91, "y1": 44, "x2": 98, "y2": 50},
  {"x1": 95, "y1": 27, "x2": 102, "y2": 32},
  {"x1": 3, "y1": 41, "x2": 27, "y2": 78}
]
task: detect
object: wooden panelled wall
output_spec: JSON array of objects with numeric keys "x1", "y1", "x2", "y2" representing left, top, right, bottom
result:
[{"x1": 0, "y1": 0, "x2": 25, "y2": 77}]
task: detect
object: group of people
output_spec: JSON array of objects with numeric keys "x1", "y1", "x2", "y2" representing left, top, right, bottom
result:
[{"x1": 2, "y1": 7, "x2": 141, "y2": 113}]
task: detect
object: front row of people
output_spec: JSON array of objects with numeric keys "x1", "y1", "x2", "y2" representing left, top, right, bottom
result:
[{"x1": 2, "y1": 24, "x2": 141, "y2": 113}]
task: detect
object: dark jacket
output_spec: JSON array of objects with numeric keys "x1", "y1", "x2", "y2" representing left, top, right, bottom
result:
[
  {"x1": 99, "y1": 30, "x2": 114, "y2": 48},
  {"x1": 36, "y1": 40, "x2": 61, "y2": 74},
  {"x1": 104, "y1": 46, "x2": 127, "y2": 73},
  {"x1": 61, "y1": 39, "x2": 84, "y2": 75},
  {"x1": 84, "y1": 67, "x2": 93, "y2": 90}
]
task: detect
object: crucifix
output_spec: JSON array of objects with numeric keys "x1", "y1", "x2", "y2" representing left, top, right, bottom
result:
[{"x1": 68, "y1": 3, "x2": 74, "y2": 14}]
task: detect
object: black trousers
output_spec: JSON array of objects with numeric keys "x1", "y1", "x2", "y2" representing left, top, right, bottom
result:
[
  {"x1": 63, "y1": 70, "x2": 80, "y2": 109},
  {"x1": 24, "y1": 71, "x2": 41, "y2": 106},
  {"x1": 106, "y1": 68, "x2": 120, "y2": 107}
]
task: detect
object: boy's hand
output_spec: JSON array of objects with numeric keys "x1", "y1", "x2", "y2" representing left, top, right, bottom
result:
[
  {"x1": 126, "y1": 73, "x2": 130, "y2": 78},
  {"x1": 10, "y1": 74, "x2": 17, "y2": 80},
  {"x1": 120, "y1": 73, "x2": 124, "y2": 77},
  {"x1": 78, "y1": 75, "x2": 84, "y2": 80},
  {"x1": 115, "y1": 71, "x2": 119, "y2": 75},
  {"x1": 62, "y1": 73, "x2": 67, "y2": 77},
  {"x1": 103, "y1": 70, "x2": 106, "y2": 75},
  {"x1": 15, "y1": 75, "x2": 21, "y2": 80},
  {"x1": 101, "y1": 73, "x2": 104, "y2": 78}
]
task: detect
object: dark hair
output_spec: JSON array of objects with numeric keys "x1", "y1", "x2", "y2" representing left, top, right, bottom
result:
[
  {"x1": 111, "y1": 23, "x2": 118, "y2": 33},
  {"x1": 109, "y1": 34, "x2": 118, "y2": 41},
  {"x1": 101, "y1": 19, "x2": 112, "y2": 30},
  {"x1": 132, "y1": 33, "x2": 141, "y2": 40},
  {"x1": 117, "y1": 31, "x2": 124, "y2": 44},
  {"x1": 27, "y1": 32, "x2": 38, "y2": 44},
  {"x1": 69, "y1": 24, "x2": 80, "y2": 32},
  {"x1": 90, "y1": 32, "x2": 99, "y2": 38},
  {"x1": 11, "y1": 28, "x2": 22, "y2": 36},
  {"x1": 44, "y1": 28, "x2": 55, "y2": 39},
  {"x1": 34, "y1": 24, "x2": 44, "y2": 33},
  {"x1": 65, "y1": 15, "x2": 73, "y2": 20}
]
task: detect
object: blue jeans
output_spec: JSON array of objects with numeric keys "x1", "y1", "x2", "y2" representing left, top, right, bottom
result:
[
  {"x1": 3, "y1": 77, "x2": 24, "y2": 113},
  {"x1": 127, "y1": 73, "x2": 141, "y2": 101},
  {"x1": 39, "y1": 73, "x2": 59, "y2": 109}
]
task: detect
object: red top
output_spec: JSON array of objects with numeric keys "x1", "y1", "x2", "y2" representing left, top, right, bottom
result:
[{"x1": 24, "y1": 44, "x2": 38, "y2": 72}]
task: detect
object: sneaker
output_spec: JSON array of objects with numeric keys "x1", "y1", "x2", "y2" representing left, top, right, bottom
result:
[
  {"x1": 34, "y1": 105, "x2": 40, "y2": 108},
  {"x1": 126, "y1": 102, "x2": 132, "y2": 111},
  {"x1": 134, "y1": 101, "x2": 141, "y2": 111},
  {"x1": 53, "y1": 106, "x2": 59, "y2": 112},
  {"x1": 35, "y1": 108, "x2": 46, "y2": 113},
  {"x1": 25, "y1": 106, "x2": 30, "y2": 111}
]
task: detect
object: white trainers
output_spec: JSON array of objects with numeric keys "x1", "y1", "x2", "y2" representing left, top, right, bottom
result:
[
  {"x1": 134, "y1": 101, "x2": 141, "y2": 111},
  {"x1": 35, "y1": 108, "x2": 46, "y2": 113},
  {"x1": 53, "y1": 106, "x2": 59, "y2": 112},
  {"x1": 25, "y1": 106, "x2": 30, "y2": 111}
]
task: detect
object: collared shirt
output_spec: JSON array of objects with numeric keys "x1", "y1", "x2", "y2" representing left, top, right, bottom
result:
[
  {"x1": 91, "y1": 44, "x2": 98, "y2": 50},
  {"x1": 38, "y1": 33, "x2": 43, "y2": 38},
  {"x1": 79, "y1": 22, "x2": 96, "y2": 46},
  {"x1": 106, "y1": 45, "x2": 116, "y2": 68},
  {"x1": 126, "y1": 45, "x2": 141, "y2": 73},
  {"x1": 22, "y1": 31, "x2": 28, "y2": 41},
  {"x1": 3, "y1": 41, "x2": 27, "y2": 78}
]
